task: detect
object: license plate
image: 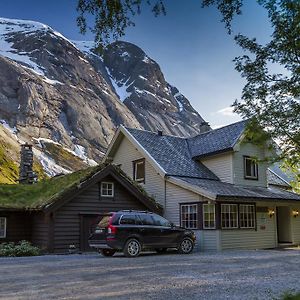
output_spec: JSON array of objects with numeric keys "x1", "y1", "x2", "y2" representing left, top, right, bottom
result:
[{"x1": 95, "y1": 229, "x2": 104, "y2": 233}]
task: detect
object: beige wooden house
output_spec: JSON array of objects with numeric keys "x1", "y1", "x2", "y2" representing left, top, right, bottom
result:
[{"x1": 104, "y1": 120, "x2": 300, "y2": 251}]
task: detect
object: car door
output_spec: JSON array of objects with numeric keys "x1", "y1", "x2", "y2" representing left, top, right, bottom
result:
[
  {"x1": 152, "y1": 214, "x2": 179, "y2": 247},
  {"x1": 137, "y1": 214, "x2": 163, "y2": 247}
]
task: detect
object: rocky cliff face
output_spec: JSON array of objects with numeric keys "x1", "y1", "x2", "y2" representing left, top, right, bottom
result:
[{"x1": 0, "y1": 18, "x2": 209, "y2": 178}]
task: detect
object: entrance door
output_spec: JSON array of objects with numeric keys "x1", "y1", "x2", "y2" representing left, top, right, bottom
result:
[
  {"x1": 80, "y1": 215, "x2": 101, "y2": 252},
  {"x1": 276, "y1": 207, "x2": 292, "y2": 243}
]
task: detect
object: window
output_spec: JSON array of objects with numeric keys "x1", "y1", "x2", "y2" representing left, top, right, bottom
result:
[
  {"x1": 180, "y1": 204, "x2": 198, "y2": 229},
  {"x1": 203, "y1": 204, "x2": 216, "y2": 229},
  {"x1": 120, "y1": 215, "x2": 136, "y2": 225},
  {"x1": 133, "y1": 159, "x2": 145, "y2": 183},
  {"x1": 152, "y1": 215, "x2": 171, "y2": 227},
  {"x1": 138, "y1": 214, "x2": 154, "y2": 226},
  {"x1": 221, "y1": 204, "x2": 238, "y2": 229},
  {"x1": 0, "y1": 217, "x2": 6, "y2": 238},
  {"x1": 244, "y1": 156, "x2": 258, "y2": 179},
  {"x1": 100, "y1": 182, "x2": 114, "y2": 197},
  {"x1": 240, "y1": 205, "x2": 256, "y2": 228}
]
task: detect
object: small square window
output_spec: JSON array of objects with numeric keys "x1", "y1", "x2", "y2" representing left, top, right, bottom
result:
[
  {"x1": 133, "y1": 159, "x2": 145, "y2": 183},
  {"x1": 101, "y1": 182, "x2": 114, "y2": 197},
  {"x1": 244, "y1": 156, "x2": 258, "y2": 179},
  {"x1": 0, "y1": 217, "x2": 7, "y2": 238}
]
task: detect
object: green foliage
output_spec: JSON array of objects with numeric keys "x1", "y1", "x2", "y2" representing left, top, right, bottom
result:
[
  {"x1": 0, "y1": 240, "x2": 41, "y2": 257},
  {"x1": 0, "y1": 142, "x2": 19, "y2": 184},
  {"x1": 0, "y1": 165, "x2": 101, "y2": 209},
  {"x1": 77, "y1": 0, "x2": 166, "y2": 48},
  {"x1": 281, "y1": 292, "x2": 300, "y2": 300},
  {"x1": 42, "y1": 142, "x2": 88, "y2": 171}
]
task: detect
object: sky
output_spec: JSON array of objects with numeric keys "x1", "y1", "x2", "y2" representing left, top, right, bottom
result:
[{"x1": 0, "y1": 0, "x2": 272, "y2": 128}]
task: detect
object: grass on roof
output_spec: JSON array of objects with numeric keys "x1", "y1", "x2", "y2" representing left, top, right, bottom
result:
[{"x1": 0, "y1": 165, "x2": 103, "y2": 209}]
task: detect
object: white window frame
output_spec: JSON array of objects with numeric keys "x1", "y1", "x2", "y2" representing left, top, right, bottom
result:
[
  {"x1": 180, "y1": 204, "x2": 198, "y2": 229},
  {"x1": 0, "y1": 217, "x2": 7, "y2": 238},
  {"x1": 134, "y1": 160, "x2": 145, "y2": 183},
  {"x1": 100, "y1": 182, "x2": 114, "y2": 197},
  {"x1": 203, "y1": 204, "x2": 216, "y2": 229},
  {"x1": 244, "y1": 156, "x2": 258, "y2": 179},
  {"x1": 239, "y1": 204, "x2": 256, "y2": 229},
  {"x1": 221, "y1": 204, "x2": 239, "y2": 229}
]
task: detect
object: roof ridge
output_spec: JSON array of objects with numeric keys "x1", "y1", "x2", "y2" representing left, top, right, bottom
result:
[{"x1": 125, "y1": 126, "x2": 186, "y2": 139}]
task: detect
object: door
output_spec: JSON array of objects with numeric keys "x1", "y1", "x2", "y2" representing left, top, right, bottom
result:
[
  {"x1": 80, "y1": 215, "x2": 101, "y2": 252},
  {"x1": 276, "y1": 207, "x2": 292, "y2": 243}
]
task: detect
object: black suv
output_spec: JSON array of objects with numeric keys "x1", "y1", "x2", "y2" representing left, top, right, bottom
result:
[{"x1": 88, "y1": 210, "x2": 196, "y2": 257}]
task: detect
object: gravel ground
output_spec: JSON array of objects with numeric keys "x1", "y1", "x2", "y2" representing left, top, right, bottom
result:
[{"x1": 0, "y1": 249, "x2": 299, "y2": 300}]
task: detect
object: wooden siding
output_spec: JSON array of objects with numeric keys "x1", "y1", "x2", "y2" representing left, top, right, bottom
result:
[
  {"x1": 53, "y1": 175, "x2": 147, "y2": 253},
  {"x1": 0, "y1": 212, "x2": 31, "y2": 243},
  {"x1": 291, "y1": 204, "x2": 300, "y2": 244},
  {"x1": 201, "y1": 153, "x2": 233, "y2": 183},
  {"x1": 233, "y1": 142, "x2": 268, "y2": 187},
  {"x1": 112, "y1": 136, "x2": 165, "y2": 206},
  {"x1": 31, "y1": 212, "x2": 52, "y2": 251}
]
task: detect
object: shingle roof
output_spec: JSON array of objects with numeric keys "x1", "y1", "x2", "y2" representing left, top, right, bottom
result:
[
  {"x1": 267, "y1": 168, "x2": 290, "y2": 188},
  {"x1": 188, "y1": 120, "x2": 247, "y2": 158},
  {"x1": 175, "y1": 177, "x2": 300, "y2": 201},
  {"x1": 126, "y1": 128, "x2": 218, "y2": 180}
]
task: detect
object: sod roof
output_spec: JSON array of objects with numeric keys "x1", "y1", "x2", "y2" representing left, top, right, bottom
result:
[{"x1": 0, "y1": 164, "x2": 162, "y2": 212}]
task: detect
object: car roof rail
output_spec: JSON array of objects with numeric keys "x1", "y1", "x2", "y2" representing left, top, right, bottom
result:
[{"x1": 119, "y1": 210, "x2": 153, "y2": 214}]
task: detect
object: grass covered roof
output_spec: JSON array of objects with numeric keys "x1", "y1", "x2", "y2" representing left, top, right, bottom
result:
[{"x1": 0, "y1": 164, "x2": 162, "y2": 212}]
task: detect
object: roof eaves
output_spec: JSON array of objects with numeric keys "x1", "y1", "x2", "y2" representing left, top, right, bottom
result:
[
  {"x1": 167, "y1": 176, "x2": 217, "y2": 200},
  {"x1": 121, "y1": 126, "x2": 167, "y2": 177},
  {"x1": 193, "y1": 148, "x2": 234, "y2": 160}
]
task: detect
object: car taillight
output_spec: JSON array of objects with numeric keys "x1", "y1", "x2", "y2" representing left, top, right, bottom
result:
[
  {"x1": 107, "y1": 224, "x2": 117, "y2": 234},
  {"x1": 107, "y1": 215, "x2": 117, "y2": 234}
]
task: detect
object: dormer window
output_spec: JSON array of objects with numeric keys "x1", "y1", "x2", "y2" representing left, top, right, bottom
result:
[
  {"x1": 133, "y1": 159, "x2": 145, "y2": 183},
  {"x1": 244, "y1": 156, "x2": 258, "y2": 180}
]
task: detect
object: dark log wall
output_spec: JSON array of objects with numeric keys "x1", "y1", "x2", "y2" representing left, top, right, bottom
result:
[
  {"x1": 31, "y1": 212, "x2": 53, "y2": 252},
  {"x1": 0, "y1": 212, "x2": 31, "y2": 243},
  {"x1": 53, "y1": 175, "x2": 147, "y2": 253}
]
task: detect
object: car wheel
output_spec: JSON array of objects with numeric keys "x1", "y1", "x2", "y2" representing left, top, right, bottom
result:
[
  {"x1": 100, "y1": 249, "x2": 116, "y2": 257},
  {"x1": 123, "y1": 238, "x2": 141, "y2": 257},
  {"x1": 155, "y1": 248, "x2": 167, "y2": 254},
  {"x1": 178, "y1": 238, "x2": 194, "y2": 254}
]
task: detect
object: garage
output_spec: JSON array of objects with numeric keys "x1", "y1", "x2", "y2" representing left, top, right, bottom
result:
[{"x1": 0, "y1": 164, "x2": 162, "y2": 253}]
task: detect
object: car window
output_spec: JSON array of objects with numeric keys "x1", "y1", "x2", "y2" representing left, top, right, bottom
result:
[
  {"x1": 138, "y1": 214, "x2": 155, "y2": 226},
  {"x1": 98, "y1": 216, "x2": 111, "y2": 228},
  {"x1": 152, "y1": 215, "x2": 171, "y2": 227},
  {"x1": 120, "y1": 215, "x2": 136, "y2": 225}
]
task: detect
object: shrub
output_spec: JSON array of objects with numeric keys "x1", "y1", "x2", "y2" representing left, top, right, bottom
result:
[
  {"x1": 282, "y1": 292, "x2": 300, "y2": 300},
  {"x1": 0, "y1": 240, "x2": 41, "y2": 257}
]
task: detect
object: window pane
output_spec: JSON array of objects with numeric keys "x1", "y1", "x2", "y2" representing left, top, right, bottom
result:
[
  {"x1": 240, "y1": 205, "x2": 255, "y2": 228},
  {"x1": 135, "y1": 160, "x2": 145, "y2": 182},
  {"x1": 180, "y1": 204, "x2": 198, "y2": 229},
  {"x1": 221, "y1": 204, "x2": 238, "y2": 229},
  {"x1": 203, "y1": 204, "x2": 215, "y2": 229},
  {"x1": 244, "y1": 157, "x2": 258, "y2": 178},
  {"x1": 139, "y1": 214, "x2": 154, "y2": 226},
  {"x1": 0, "y1": 218, "x2": 6, "y2": 238},
  {"x1": 101, "y1": 182, "x2": 114, "y2": 196},
  {"x1": 120, "y1": 215, "x2": 136, "y2": 225}
]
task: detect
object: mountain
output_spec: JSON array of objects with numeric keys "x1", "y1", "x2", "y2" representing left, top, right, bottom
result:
[{"x1": 0, "y1": 17, "x2": 210, "y2": 181}]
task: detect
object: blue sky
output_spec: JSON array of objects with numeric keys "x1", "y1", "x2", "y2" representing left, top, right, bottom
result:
[{"x1": 1, "y1": 0, "x2": 272, "y2": 128}]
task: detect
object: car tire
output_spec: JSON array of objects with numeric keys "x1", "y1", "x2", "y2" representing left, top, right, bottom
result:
[
  {"x1": 100, "y1": 249, "x2": 116, "y2": 257},
  {"x1": 155, "y1": 248, "x2": 167, "y2": 254},
  {"x1": 178, "y1": 237, "x2": 194, "y2": 254},
  {"x1": 123, "y1": 238, "x2": 141, "y2": 257}
]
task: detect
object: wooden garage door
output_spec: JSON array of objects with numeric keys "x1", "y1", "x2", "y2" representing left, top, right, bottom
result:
[{"x1": 80, "y1": 215, "x2": 101, "y2": 252}]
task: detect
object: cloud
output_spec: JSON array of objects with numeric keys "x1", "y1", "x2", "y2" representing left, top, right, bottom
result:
[{"x1": 216, "y1": 106, "x2": 236, "y2": 116}]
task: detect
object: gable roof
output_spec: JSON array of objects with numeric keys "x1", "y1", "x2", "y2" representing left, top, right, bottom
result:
[
  {"x1": 169, "y1": 176, "x2": 300, "y2": 202},
  {"x1": 188, "y1": 120, "x2": 247, "y2": 159},
  {"x1": 0, "y1": 164, "x2": 162, "y2": 214},
  {"x1": 267, "y1": 168, "x2": 290, "y2": 188},
  {"x1": 126, "y1": 127, "x2": 219, "y2": 180}
]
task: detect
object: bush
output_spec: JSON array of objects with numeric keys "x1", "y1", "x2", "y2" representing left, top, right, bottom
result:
[
  {"x1": 0, "y1": 240, "x2": 41, "y2": 257},
  {"x1": 282, "y1": 292, "x2": 300, "y2": 300}
]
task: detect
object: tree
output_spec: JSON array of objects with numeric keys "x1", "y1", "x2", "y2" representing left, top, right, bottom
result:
[{"x1": 77, "y1": 0, "x2": 300, "y2": 187}]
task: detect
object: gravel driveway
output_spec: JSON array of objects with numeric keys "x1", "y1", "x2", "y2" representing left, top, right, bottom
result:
[{"x1": 0, "y1": 249, "x2": 299, "y2": 300}]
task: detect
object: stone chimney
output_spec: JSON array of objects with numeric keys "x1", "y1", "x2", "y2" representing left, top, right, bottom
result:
[
  {"x1": 19, "y1": 143, "x2": 38, "y2": 184},
  {"x1": 199, "y1": 121, "x2": 211, "y2": 133}
]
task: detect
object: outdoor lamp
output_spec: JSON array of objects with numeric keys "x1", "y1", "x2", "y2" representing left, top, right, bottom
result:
[
  {"x1": 268, "y1": 209, "x2": 275, "y2": 218},
  {"x1": 292, "y1": 210, "x2": 299, "y2": 218}
]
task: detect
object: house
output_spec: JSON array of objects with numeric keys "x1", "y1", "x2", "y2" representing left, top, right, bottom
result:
[
  {"x1": 104, "y1": 120, "x2": 300, "y2": 251},
  {"x1": 0, "y1": 164, "x2": 162, "y2": 253}
]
